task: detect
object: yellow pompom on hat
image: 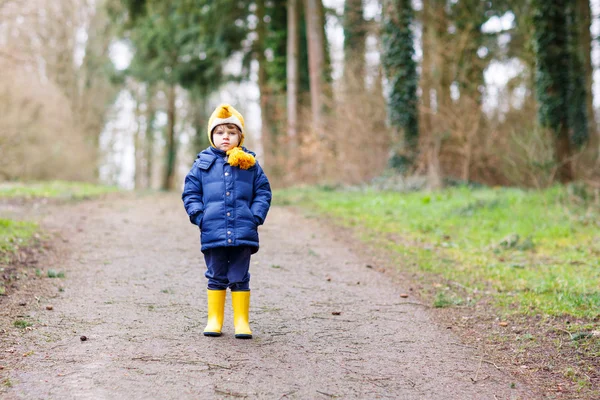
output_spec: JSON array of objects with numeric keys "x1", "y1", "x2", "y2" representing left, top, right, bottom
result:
[
  {"x1": 207, "y1": 103, "x2": 245, "y2": 147},
  {"x1": 207, "y1": 103, "x2": 256, "y2": 170}
]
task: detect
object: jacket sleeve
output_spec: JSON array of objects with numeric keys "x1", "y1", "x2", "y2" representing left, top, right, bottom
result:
[
  {"x1": 182, "y1": 162, "x2": 204, "y2": 225},
  {"x1": 250, "y1": 161, "x2": 272, "y2": 225}
]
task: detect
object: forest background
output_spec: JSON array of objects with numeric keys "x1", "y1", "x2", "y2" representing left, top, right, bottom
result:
[{"x1": 2, "y1": 0, "x2": 600, "y2": 191}]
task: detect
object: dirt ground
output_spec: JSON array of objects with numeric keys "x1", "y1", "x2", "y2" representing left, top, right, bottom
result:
[{"x1": 0, "y1": 192, "x2": 535, "y2": 399}]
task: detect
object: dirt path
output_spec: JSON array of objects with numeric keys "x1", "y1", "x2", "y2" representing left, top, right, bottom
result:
[{"x1": 2, "y1": 193, "x2": 531, "y2": 399}]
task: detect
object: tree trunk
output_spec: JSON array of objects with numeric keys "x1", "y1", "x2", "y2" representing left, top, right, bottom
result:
[
  {"x1": 343, "y1": 0, "x2": 366, "y2": 90},
  {"x1": 133, "y1": 88, "x2": 144, "y2": 189},
  {"x1": 577, "y1": 0, "x2": 598, "y2": 161},
  {"x1": 556, "y1": 124, "x2": 574, "y2": 182},
  {"x1": 533, "y1": 0, "x2": 574, "y2": 183},
  {"x1": 191, "y1": 91, "x2": 209, "y2": 154},
  {"x1": 382, "y1": 0, "x2": 419, "y2": 158},
  {"x1": 162, "y1": 85, "x2": 177, "y2": 191},
  {"x1": 422, "y1": 0, "x2": 442, "y2": 189},
  {"x1": 145, "y1": 85, "x2": 156, "y2": 189},
  {"x1": 287, "y1": 0, "x2": 299, "y2": 143},
  {"x1": 304, "y1": 0, "x2": 326, "y2": 137},
  {"x1": 432, "y1": 0, "x2": 451, "y2": 110},
  {"x1": 256, "y1": 0, "x2": 274, "y2": 168}
]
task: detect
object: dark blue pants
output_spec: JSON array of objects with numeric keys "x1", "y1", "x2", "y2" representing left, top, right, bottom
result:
[{"x1": 203, "y1": 246, "x2": 252, "y2": 291}]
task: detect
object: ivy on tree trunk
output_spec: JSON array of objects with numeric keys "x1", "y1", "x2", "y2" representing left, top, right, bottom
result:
[
  {"x1": 533, "y1": 0, "x2": 588, "y2": 182},
  {"x1": 382, "y1": 0, "x2": 419, "y2": 164}
]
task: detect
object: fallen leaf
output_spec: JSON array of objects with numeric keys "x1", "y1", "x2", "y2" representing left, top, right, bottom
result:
[
  {"x1": 400, "y1": 293, "x2": 409, "y2": 298},
  {"x1": 499, "y1": 322, "x2": 509, "y2": 327}
]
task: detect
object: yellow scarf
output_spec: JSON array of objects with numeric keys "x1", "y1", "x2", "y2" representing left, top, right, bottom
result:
[{"x1": 226, "y1": 147, "x2": 256, "y2": 170}]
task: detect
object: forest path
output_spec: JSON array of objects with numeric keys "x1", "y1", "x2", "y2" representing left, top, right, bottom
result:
[{"x1": 3, "y1": 193, "x2": 530, "y2": 399}]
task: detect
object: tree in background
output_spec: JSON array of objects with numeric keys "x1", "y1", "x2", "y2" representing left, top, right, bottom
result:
[
  {"x1": 420, "y1": 0, "x2": 442, "y2": 188},
  {"x1": 532, "y1": 0, "x2": 588, "y2": 183},
  {"x1": 287, "y1": 0, "x2": 299, "y2": 143},
  {"x1": 0, "y1": 0, "x2": 119, "y2": 181},
  {"x1": 255, "y1": 0, "x2": 288, "y2": 176},
  {"x1": 119, "y1": 0, "x2": 248, "y2": 190},
  {"x1": 287, "y1": 0, "x2": 313, "y2": 142},
  {"x1": 304, "y1": 0, "x2": 329, "y2": 141},
  {"x1": 566, "y1": 3, "x2": 588, "y2": 149},
  {"x1": 576, "y1": 0, "x2": 596, "y2": 151},
  {"x1": 343, "y1": 0, "x2": 366, "y2": 90},
  {"x1": 382, "y1": 0, "x2": 419, "y2": 168}
]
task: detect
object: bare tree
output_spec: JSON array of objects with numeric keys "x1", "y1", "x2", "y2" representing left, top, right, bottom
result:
[
  {"x1": 304, "y1": 0, "x2": 327, "y2": 137},
  {"x1": 287, "y1": 0, "x2": 299, "y2": 143},
  {"x1": 421, "y1": 0, "x2": 442, "y2": 189},
  {"x1": 577, "y1": 0, "x2": 598, "y2": 164},
  {"x1": 163, "y1": 84, "x2": 177, "y2": 190}
]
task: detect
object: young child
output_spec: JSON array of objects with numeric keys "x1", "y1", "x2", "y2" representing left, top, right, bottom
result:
[{"x1": 182, "y1": 104, "x2": 271, "y2": 339}]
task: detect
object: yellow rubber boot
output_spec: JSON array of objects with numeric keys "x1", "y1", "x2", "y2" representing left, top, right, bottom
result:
[
  {"x1": 231, "y1": 291, "x2": 252, "y2": 339},
  {"x1": 203, "y1": 289, "x2": 226, "y2": 337}
]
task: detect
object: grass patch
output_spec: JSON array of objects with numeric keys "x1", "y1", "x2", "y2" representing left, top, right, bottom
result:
[
  {"x1": 0, "y1": 180, "x2": 119, "y2": 200},
  {"x1": 0, "y1": 218, "x2": 38, "y2": 262},
  {"x1": 1, "y1": 180, "x2": 117, "y2": 268},
  {"x1": 13, "y1": 319, "x2": 33, "y2": 329},
  {"x1": 275, "y1": 185, "x2": 600, "y2": 319},
  {"x1": 46, "y1": 269, "x2": 65, "y2": 278}
]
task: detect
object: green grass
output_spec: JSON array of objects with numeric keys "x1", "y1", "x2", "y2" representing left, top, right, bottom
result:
[
  {"x1": 0, "y1": 180, "x2": 119, "y2": 200},
  {"x1": 13, "y1": 319, "x2": 33, "y2": 329},
  {"x1": 1, "y1": 181, "x2": 119, "y2": 262},
  {"x1": 0, "y1": 218, "x2": 38, "y2": 260},
  {"x1": 46, "y1": 269, "x2": 65, "y2": 278},
  {"x1": 275, "y1": 185, "x2": 600, "y2": 319}
]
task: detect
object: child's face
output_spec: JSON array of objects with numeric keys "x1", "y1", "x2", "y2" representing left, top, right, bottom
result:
[{"x1": 213, "y1": 124, "x2": 241, "y2": 151}]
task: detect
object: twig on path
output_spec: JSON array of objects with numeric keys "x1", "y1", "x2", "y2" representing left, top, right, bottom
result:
[
  {"x1": 555, "y1": 328, "x2": 574, "y2": 340},
  {"x1": 396, "y1": 301, "x2": 431, "y2": 308},
  {"x1": 131, "y1": 356, "x2": 231, "y2": 370},
  {"x1": 448, "y1": 280, "x2": 473, "y2": 292},
  {"x1": 214, "y1": 388, "x2": 248, "y2": 398},
  {"x1": 269, "y1": 331, "x2": 291, "y2": 337},
  {"x1": 316, "y1": 390, "x2": 339, "y2": 398},
  {"x1": 279, "y1": 390, "x2": 298, "y2": 399},
  {"x1": 339, "y1": 365, "x2": 392, "y2": 388},
  {"x1": 471, "y1": 355, "x2": 483, "y2": 383},
  {"x1": 309, "y1": 316, "x2": 357, "y2": 322},
  {"x1": 470, "y1": 357, "x2": 502, "y2": 370},
  {"x1": 449, "y1": 342, "x2": 477, "y2": 349}
]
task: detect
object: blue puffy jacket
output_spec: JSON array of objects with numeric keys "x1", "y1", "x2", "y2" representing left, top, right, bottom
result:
[{"x1": 182, "y1": 146, "x2": 272, "y2": 253}]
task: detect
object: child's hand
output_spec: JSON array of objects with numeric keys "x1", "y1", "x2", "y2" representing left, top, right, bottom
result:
[{"x1": 194, "y1": 212, "x2": 203, "y2": 227}]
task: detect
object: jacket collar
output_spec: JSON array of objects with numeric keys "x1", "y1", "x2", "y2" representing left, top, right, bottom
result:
[{"x1": 208, "y1": 146, "x2": 226, "y2": 157}]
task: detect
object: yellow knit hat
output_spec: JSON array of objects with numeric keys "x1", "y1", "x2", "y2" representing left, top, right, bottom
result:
[{"x1": 207, "y1": 103, "x2": 245, "y2": 147}]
